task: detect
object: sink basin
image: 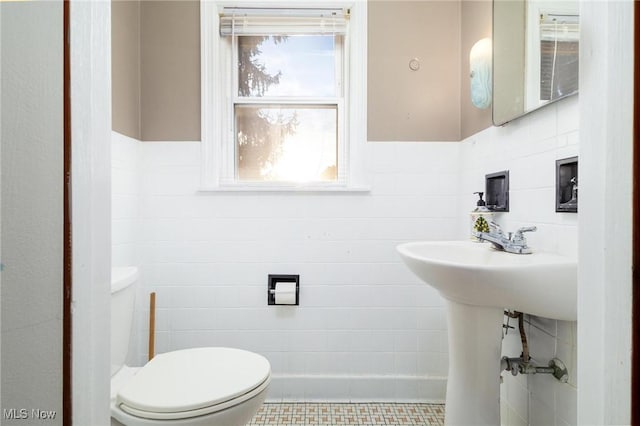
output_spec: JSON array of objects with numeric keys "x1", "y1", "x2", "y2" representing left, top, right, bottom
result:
[
  {"x1": 397, "y1": 240, "x2": 577, "y2": 425},
  {"x1": 397, "y1": 240, "x2": 577, "y2": 320}
]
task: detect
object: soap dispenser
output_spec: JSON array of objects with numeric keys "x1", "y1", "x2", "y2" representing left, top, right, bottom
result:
[{"x1": 470, "y1": 191, "x2": 493, "y2": 241}]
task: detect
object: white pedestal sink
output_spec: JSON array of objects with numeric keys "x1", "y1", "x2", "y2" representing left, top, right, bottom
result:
[{"x1": 397, "y1": 241, "x2": 577, "y2": 426}]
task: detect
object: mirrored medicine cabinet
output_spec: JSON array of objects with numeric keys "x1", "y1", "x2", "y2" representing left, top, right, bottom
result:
[{"x1": 493, "y1": 0, "x2": 579, "y2": 125}]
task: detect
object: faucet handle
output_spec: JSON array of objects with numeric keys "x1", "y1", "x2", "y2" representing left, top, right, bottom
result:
[
  {"x1": 489, "y1": 221, "x2": 503, "y2": 235},
  {"x1": 514, "y1": 226, "x2": 537, "y2": 240},
  {"x1": 516, "y1": 225, "x2": 537, "y2": 233}
]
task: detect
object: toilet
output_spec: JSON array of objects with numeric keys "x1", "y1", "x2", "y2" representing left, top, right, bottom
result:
[{"x1": 110, "y1": 267, "x2": 271, "y2": 426}]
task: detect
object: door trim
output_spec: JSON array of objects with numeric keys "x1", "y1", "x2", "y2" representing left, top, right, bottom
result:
[{"x1": 63, "y1": 0, "x2": 72, "y2": 424}]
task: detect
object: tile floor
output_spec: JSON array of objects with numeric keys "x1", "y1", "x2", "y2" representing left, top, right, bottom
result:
[{"x1": 249, "y1": 403, "x2": 445, "y2": 425}]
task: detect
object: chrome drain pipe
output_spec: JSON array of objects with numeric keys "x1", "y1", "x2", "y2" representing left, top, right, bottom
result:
[{"x1": 501, "y1": 356, "x2": 569, "y2": 383}]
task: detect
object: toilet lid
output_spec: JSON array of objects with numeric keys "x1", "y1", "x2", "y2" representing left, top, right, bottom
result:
[{"x1": 116, "y1": 347, "x2": 271, "y2": 417}]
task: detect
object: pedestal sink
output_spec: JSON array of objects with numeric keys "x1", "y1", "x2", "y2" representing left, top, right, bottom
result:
[{"x1": 397, "y1": 241, "x2": 577, "y2": 425}]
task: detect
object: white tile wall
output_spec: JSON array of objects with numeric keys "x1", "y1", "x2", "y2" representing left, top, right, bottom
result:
[
  {"x1": 459, "y1": 96, "x2": 579, "y2": 426},
  {"x1": 112, "y1": 132, "x2": 140, "y2": 267},
  {"x1": 112, "y1": 96, "x2": 578, "y2": 416},
  {"x1": 123, "y1": 139, "x2": 460, "y2": 402},
  {"x1": 112, "y1": 132, "x2": 142, "y2": 368}
]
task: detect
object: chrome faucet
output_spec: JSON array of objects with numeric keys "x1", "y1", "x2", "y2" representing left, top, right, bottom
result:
[{"x1": 474, "y1": 222, "x2": 537, "y2": 254}]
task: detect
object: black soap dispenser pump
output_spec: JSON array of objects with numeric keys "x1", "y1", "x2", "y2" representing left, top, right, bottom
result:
[{"x1": 470, "y1": 192, "x2": 493, "y2": 241}]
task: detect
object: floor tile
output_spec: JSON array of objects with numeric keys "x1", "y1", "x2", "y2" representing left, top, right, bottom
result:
[{"x1": 250, "y1": 402, "x2": 445, "y2": 425}]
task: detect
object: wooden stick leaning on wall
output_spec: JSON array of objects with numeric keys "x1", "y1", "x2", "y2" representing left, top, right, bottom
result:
[{"x1": 149, "y1": 292, "x2": 156, "y2": 361}]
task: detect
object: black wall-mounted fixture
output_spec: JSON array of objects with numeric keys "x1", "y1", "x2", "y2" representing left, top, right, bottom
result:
[
  {"x1": 485, "y1": 170, "x2": 509, "y2": 212},
  {"x1": 556, "y1": 156, "x2": 578, "y2": 213},
  {"x1": 267, "y1": 274, "x2": 300, "y2": 305}
]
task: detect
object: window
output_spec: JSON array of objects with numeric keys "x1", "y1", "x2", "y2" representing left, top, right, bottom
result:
[
  {"x1": 538, "y1": 13, "x2": 579, "y2": 102},
  {"x1": 524, "y1": 1, "x2": 579, "y2": 111},
  {"x1": 201, "y1": 2, "x2": 367, "y2": 191},
  {"x1": 232, "y1": 30, "x2": 342, "y2": 182}
]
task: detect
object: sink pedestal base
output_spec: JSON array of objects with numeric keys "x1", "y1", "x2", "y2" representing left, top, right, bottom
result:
[{"x1": 444, "y1": 300, "x2": 504, "y2": 425}]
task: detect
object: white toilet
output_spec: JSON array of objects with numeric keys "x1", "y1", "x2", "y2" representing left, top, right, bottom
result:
[{"x1": 110, "y1": 267, "x2": 271, "y2": 426}]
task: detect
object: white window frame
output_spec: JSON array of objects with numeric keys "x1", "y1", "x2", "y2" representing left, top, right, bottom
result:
[{"x1": 200, "y1": 0, "x2": 368, "y2": 192}]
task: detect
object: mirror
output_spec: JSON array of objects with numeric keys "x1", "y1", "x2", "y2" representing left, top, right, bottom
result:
[{"x1": 493, "y1": 0, "x2": 579, "y2": 125}]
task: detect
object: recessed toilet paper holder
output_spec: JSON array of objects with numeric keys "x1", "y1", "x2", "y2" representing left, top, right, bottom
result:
[{"x1": 267, "y1": 274, "x2": 299, "y2": 305}]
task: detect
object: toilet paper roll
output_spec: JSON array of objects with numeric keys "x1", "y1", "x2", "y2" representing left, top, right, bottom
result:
[{"x1": 274, "y1": 282, "x2": 297, "y2": 305}]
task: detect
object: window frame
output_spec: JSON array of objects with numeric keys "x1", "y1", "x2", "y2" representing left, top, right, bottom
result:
[{"x1": 200, "y1": 0, "x2": 368, "y2": 192}]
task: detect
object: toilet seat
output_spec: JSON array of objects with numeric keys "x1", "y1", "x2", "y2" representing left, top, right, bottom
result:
[{"x1": 116, "y1": 347, "x2": 271, "y2": 421}]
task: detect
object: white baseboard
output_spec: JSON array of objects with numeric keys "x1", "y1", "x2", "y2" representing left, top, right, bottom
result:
[{"x1": 265, "y1": 375, "x2": 446, "y2": 403}]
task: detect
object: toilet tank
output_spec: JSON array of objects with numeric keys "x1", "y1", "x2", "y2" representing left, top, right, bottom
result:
[{"x1": 111, "y1": 266, "x2": 138, "y2": 377}]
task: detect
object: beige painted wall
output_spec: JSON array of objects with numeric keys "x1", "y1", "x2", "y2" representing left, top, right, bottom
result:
[
  {"x1": 460, "y1": 0, "x2": 492, "y2": 139},
  {"x1": 112, "y1": 0, "x2": 141, "y2": 139},
  {"x1": 111, "y1": 0, "x2": 200, "y2": 141},
  {"x1": 140, "y1": 0, "x2": 200, "y2": 141},
  {"x1": 112, "y1": 1, "x2": 476, "y2": 142},
  {"x1": 367, "y1": 1, "x2": 461, "y2": 141}
]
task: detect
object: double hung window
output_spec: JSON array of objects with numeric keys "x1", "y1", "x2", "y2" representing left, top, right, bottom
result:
[
  {"x1": 201, "y1": 2, "x2": 366, "y2": 190},
  {"x1": 220, "y1": 7, "x2": 347, "y2": 185}
]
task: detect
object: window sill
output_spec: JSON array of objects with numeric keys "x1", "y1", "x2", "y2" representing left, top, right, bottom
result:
[{"x1": 197, "y1": 184, "x2": 371, "y2": 194}]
